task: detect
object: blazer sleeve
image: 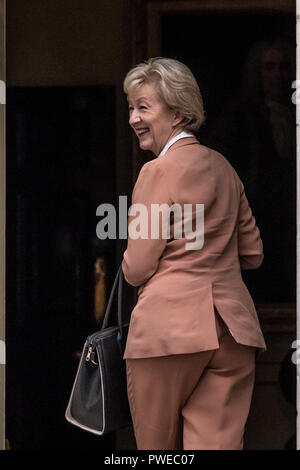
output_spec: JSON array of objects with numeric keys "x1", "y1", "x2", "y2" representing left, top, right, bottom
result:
[
  {"x1": 122, "y1": 160, "x2": 172, "y2": 287},
  {"x1": 238, "y1": 182, "x2": 264, "y2": 270}
]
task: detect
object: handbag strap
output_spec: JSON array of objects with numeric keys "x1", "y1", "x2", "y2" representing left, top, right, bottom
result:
[{"x1": 101, "y1": 265, "x2": 124, "y2": 337}]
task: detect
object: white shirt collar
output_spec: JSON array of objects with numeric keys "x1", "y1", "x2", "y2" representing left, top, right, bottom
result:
[{"x1": 158, "y1": 131, "x2": 194, "y2": 157}]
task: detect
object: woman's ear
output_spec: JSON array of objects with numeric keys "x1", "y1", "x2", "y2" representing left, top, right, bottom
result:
[{"x1": 173, "y1": 110, "x2": 183, "y2": 127}]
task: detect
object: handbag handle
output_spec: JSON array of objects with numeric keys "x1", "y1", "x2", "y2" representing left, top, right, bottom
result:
[{"x1": 101, "y1": 265, "x2": 125, "y2": 339}]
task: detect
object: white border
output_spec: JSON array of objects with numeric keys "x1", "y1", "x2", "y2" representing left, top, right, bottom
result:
[
  {"x1": 0, "y1": 0, "x2": 5, "y2": 451},
  {"x1": 297, "y1": 0, "x2": 300, "y2": 451}
]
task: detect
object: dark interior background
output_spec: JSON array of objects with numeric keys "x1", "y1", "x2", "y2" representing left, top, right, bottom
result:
[
  {"x1": 162, "y1": 11, "x2": 296, "y2": 304},
  {"x1": 162, "y1": 12, "x2": 295, "y2": 123}
]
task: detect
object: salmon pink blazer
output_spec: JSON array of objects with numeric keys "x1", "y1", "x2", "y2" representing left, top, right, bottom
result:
[{"x1": 122, "y1": 136, "x2": 266, "y2": 358}]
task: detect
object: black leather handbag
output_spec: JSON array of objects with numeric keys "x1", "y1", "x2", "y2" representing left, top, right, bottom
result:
[{"x1": 65, "y1": 265, "x2": 132, "y2": 435}]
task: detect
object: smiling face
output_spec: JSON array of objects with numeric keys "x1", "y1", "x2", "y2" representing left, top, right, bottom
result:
[{"x1": 128, "y1": 82, "x2": 182, "y2": 156}]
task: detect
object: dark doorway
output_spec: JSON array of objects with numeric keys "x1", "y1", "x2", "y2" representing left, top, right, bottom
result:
[{"x1": 6, "y1": 86, "x2": 117, "y2": 449}]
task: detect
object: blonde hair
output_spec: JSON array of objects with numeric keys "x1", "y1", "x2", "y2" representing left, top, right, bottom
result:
[{"x1": 123, "y1": 57, "x2": 205, "y2": 132}]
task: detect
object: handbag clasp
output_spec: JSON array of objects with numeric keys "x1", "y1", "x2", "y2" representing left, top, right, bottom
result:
[
  {"x1": 86, "y1": 346, "x2": 92, "y2": 362},
  {"x1": 86, "y1": 346, "x2": 98, "y2": 365}
]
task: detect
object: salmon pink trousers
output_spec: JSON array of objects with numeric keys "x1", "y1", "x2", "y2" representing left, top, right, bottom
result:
[{"x1": 125, "y1": 310, "x2": 256, "y2": 450}]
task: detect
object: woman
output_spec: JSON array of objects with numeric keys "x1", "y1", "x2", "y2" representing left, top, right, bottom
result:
[{"x1": 121, "y1": 57, "x2": 266, "y2": 450}]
